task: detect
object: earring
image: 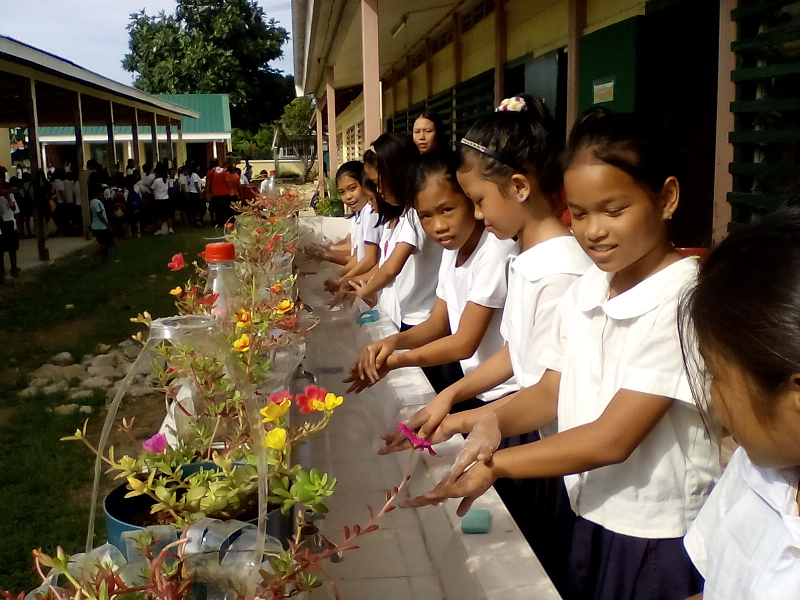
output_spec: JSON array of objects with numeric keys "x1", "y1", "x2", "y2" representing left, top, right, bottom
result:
[
  {"x1": 518, "y1": 194, "x2": 524, "y2": 199},
  {"x1": 666, "y1": 213, "x2": 673, "y2": 220}
]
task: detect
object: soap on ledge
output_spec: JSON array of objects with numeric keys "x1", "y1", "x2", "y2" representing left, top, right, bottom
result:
[{"x1": 461, "y1": 509, "x2": 491, "y2": 534}]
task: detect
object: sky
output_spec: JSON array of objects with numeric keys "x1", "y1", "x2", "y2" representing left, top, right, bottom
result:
[{"x1": 0, "y1": 0, "x2": 294, "y2": 85}]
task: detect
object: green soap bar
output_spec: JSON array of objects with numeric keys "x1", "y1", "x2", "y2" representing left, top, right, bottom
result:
[{"x1": 461, "y1": 509, "x2": 491, "y2": 534}]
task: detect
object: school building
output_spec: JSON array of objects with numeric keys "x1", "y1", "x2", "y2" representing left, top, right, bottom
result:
[{"x1": 293, "y1": 0, "x2": 800, "y2": 246}]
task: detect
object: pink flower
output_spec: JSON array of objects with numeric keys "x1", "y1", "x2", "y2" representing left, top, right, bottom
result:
[
  {"x1": 167, "y1": 253, "x2": 185, "y2": 271},
  {"x1": 142, "y1": 433, "x2": 168, "y2": 454},
  {"x1": 295, "y1": 385, "x2": 326, "y2": 414},
  {"x1": 397, "y1": 423, "x2": 437, "y2": 456}
]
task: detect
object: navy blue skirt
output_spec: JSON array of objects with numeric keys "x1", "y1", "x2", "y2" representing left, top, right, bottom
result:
[{"x1": 566, "y1": 516, "x2": 703, "y2": 600}]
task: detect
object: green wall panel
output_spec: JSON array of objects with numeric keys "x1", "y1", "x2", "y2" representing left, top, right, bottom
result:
[{"x1": 578, "y1": 16, "x2": 641, "y2": 114}]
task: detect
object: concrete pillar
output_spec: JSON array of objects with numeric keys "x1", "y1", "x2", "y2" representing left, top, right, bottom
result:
[
  {"x1": 361, "y1": 0, "x2": 381, "y2": 144},
  {"x1": 494, "y1": 0, "x2": 507, "y2": 107},
  {"x1": 176, "y1": 120, "x2": 186, "y2": 167},
  {"x1": 567, "y1": 0, "x2": 587, "y2": 136},
  {"x1": 24, "y1": 78, "x2": 49, "y2": 261},
  {"x1": 166, "y1": 119, "x2": 175, "y2": 167},
  {"x1": 713, "y1": 0, "x2": 736, "y2": 244},
  {"x1": 151, "y1": 112, "x2": 160, "y2": 163},
  {"x1": 132, "y1": 108, "x2": 141, "y2": 169},
  {"x1": 74, "y1": 92, "x2": 90, "y2": 240},
  {"x1": 106, "y1": 101, "x2": 117, "y2": 174},
  {"x1": 316, "y1": 100, "x2": 325, "y2": 191},
  {"x1": 325, "y1": 66, "x2": 339, "y2": 176}
]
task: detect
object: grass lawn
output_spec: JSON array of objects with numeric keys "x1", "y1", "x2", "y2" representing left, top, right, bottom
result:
[{"x1": 0, "y1": 227, "x2": 216, "y2": 592}]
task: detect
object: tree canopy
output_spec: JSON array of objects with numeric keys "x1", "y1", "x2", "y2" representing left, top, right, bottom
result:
[{"x1": 123, "y1": 0, "x2": 295, "y2": 132}]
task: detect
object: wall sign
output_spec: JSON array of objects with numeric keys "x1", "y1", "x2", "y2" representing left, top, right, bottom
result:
[{"x1": 593, "y1": 78, "x2": 615, "y2": 104}]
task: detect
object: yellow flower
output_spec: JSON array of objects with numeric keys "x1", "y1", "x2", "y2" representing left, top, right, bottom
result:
[
  {"x1": 233, "y1": 333, "x2": 251, "y2": 352},
  {"x1": 312, "y1": 392, "x2": 344, "y2": 412},
  {"x1": 169, "y1": 286, "x2": 183, "y2": 296},
  {"x1": 264, "y1": 427, "x2": 287, "y2": 450},
  {"x1": 233, "y1": 308, "x2": 251, "y2": 328},
  {"x1": 276, "y1": 300, "x2": 294, "y2": 315},
  {"x1": 260, "y1": 398, "x2": 291, "y2": 423}
]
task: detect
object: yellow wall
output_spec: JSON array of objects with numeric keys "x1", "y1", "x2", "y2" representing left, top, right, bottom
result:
[
  {"x1": 335, "y1": 92, "x2": 368, "y2": 162},
  {"x1": 431, "y1": 46, "x2": 456, "y2": 96},
  {"x1": 411, "y1": 65, "x2": 427, "y2": 105},
  {"x1": 396, "y1": 77, "x2": 409, "y2": 112},
  {"x1": 586, "y1": 0, "x2": 645, "y2": 34},
  {"x1": 507, "y1": 0, "x2": 569, "y2": 60},
  {"x1": 461, "y1": 14, "x2": 496, "y2": 82}
]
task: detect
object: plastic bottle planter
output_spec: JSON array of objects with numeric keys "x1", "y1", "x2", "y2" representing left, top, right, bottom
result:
[{"x1": 84, "y1": 315, "x2": 269, "y2": 559}]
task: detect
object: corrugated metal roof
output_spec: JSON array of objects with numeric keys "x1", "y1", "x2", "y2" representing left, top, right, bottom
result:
[{"x1": 38, "y1": 94, "x2": 231, "y2": 137}]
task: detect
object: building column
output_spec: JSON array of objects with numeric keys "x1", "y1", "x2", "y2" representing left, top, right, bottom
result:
[
  {"x1": 392, "y1": 68, "x2": 399, "y2": 115},
  {"x1": 566, "y1": 0, "x2": 587, "y2": 136},
  {"x1": 494, "y1": 0, "x2": 508, "y2": 106},
  {"x1": 166, "y1": 119, "x2": 175, "y2": 167},
  {"x1": 361, "y1": 0, "x2": 381, "y2": 144},
  {"x1": 316, "y1": 98, "x2": 325, "y2": 192},
  {"x1": 713, "y1": 0, "x2": 736, "y2": 244},
  {"x1": 106, "y1": 101, "x2": 117, "y2": 174},
  {"x1": 74, "y1": 92, "x2": 90, "y2": 240},
  {"x1": 24, "y1": 78, "x2": 49, "y2": 261},
  {"x1": 176, "y1": 120, "x2": 186, "y2": 167},
  {"x1": 453, "y1": 13, "x2": 462, "y2": 85},
  {"x1": 151, "y1": 113, "x2": 160, "y2": 163},
  {"x1": 406, "y1": 55, "x2": 413, "y2": 108},
  {"x1": 325, "y1": 66, "x2": 339, "y2": 176},
  {"x1": 425, "y1": 37, "x2": 434, "y2": 98},
  {"x1": 132, "y1": 108, "x2": 141, "y2": 169}
]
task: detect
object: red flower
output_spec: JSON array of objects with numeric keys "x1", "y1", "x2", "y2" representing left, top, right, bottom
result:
[
  {"x1": 295, "y1": 385, "x2": 326, "y2": 414},
  {"x1": 196, "y1": 292, "x2": 220, "y2": 307},
  {"x1": 277, "y1": 315, "x2": 298, "y2": 329},
  {"x1": 286, "y1": 243, "x2": 297, "y2": 254},
  {"x1": 167, "y1": 253, "x2": 185, "y2": 271},
  {"x1": 272, "y1": 234, "x2": 282, "y2": 241},
  {"x1": 197, "y1": 251, "x2": 207, "y2": 259},
  {"x1": 256, "y1": 228, "x2": 265, "y2": 234},
  {"x1": 263, "y1": 241, "x2": 275, "y2": 252},
  {"x1": 225, "y1": 223, "x2": 234, "y2": 229},
  {"x1": 269, "y1": 391, "x2": 291, "y2": 404},
  {"x1": 186, "y1": 287, "x2": 198, "y2": 298},
  {"x1": 268, "y1": 217, "x2": 278, "y2": 224}
]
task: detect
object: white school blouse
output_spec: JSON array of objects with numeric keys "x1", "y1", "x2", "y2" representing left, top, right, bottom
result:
[
  {"x1": 350, "y1": 203, "x2": 380, "y2": 262},
  {"x1": 379, "y1": 210, "x2": 441, "y2": 328},
  {"x1": 684, "y1": 447, "x2": 800, "y2": 600},
  {"x1": 539, "y1": 258, "x2": 721, "y2": 538},
  {"x1": 436, "y1": 230, "x2": 518, "y2": 401}
]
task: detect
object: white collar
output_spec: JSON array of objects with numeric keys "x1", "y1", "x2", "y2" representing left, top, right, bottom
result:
[
  {"x1": 739, "y1": 449, "x2": 800, "y2": 544},
  {"x1": 510, "y1": 236, "x2": 592, "y2": 283},
  {"x1": 577, "y1": 257, "x2": 698, "y2": 320}
]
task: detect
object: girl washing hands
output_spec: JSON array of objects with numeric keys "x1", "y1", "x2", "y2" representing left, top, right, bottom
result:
[
  {"x1": 398, "y1": 109, "x2": 721, "y2": 600},
  {"x1": 345, "y1": 150, "x2": 517, "y2": 403}
]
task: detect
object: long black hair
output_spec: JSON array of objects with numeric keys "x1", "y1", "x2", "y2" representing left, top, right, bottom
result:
[
  {"x1": 366, "y1": 132, "x2": 419, "y2": 211},
  {"x1": 336, "y1": 161, "x2": 365, "y2": 183},
  {"x1": 679, "y1": 206, "x2": 800, "y2": 424},
  {"x1": 411, "y1": 147, "x2": 459, "y2": 201},
  {"x1": 563, "y1": 107, "x2": 686, "y2": 198},
  {"x1": 364, "y1": 144, "x2": 408, "y2": 225},
  {"x1": 458, "y1": 94, "x2": 561, "y2": 208}
]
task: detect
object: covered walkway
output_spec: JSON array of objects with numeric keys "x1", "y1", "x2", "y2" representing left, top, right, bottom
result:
[{"x1": 0, "y1": 36, "x2": 198, "y2": 262}]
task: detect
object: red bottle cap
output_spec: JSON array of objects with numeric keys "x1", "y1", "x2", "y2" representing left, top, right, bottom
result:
[{"x1": 205, "y1": 242, "x2": 236, "y2": 262}]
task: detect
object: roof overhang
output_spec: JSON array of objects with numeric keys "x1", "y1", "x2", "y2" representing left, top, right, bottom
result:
[
  {"x1": 293, "y1": 0, "x2": 461, "y2": 97},
  {"x1": 0, "y1": 35, "x2": 199, "y2": 128}
]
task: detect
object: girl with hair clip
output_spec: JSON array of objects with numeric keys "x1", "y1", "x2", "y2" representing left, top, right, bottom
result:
[
  {"x1": 382, "y1": 94, "x2": 593, "y2": 594},
  {"x1": 320, "y1": 161, "x2": 381, "y2": 294},
  {"x1": 345, "y1": 150, "x2": 518, "y2": 404},
  {"x1": 402, "y1": 109, "x2": 721, "y2": 600},
  {"x1": 413, "y1": 111, "x2": 447, "y2": 155},
  {"x1": 679, "y1": 208, "x2": 800, "y2": 600}
]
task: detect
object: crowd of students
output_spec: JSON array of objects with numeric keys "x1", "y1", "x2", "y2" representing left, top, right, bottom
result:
[{"x1": 307, "y1": 99, "x2": 800, "y2": 600}]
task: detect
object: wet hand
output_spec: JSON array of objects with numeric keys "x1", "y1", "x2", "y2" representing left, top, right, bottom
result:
[{"x1": 403, "y1": 459, "x2": 496, "y2": 517}]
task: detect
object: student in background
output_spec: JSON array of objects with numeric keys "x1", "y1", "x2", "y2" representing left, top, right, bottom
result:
[
  {"x1": 89, "y1": 183, "x2": 113, "y2": 264},
  {"x1": 681, "y1": 208, "x2": 800, "y2": 600},
  {"x1": 412, "y1": 112, "x2": 446, "y2": 155},
  {"x1": 404, "y1": 109, "x2": 721, "y2": 600},
  {"x1": 0, "y1": 179, "x2": 20, "y2": 283},
  {"x1": 152, "y1": 162, "x2": 173, "y2": 235}
]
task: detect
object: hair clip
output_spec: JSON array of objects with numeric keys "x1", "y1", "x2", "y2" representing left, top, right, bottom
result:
[
  {"x1": 495, "y1": 96, "x2": 527, "y2": 113},
  {"x1": 460, "y1": 138, "x2": 527, "y2": 174}
]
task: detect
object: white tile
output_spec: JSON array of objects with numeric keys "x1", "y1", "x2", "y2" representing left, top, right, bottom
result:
[
  {"x1": 438, "y1": 544, "x2": 480, "y2": 600},
  {"x1": 325, "y1": 459, "x2": 389, "y2": 492},
  {"x1": 418, "y1": 505, "x2": 455, "y2": 568},
  {"x1": 317, "y1": 489, "x2": 421, "y2": 531},
  {"x1": 331, "y1": 577, "x2": 414, "y2": 600},
  {"x1": 409, "y1": 575, "x2": 445, "y2": 600},
  {"x1": 396, "y1": 528, "x2": 435, "y2": 576},
  {"x1": 322, "y1": 530, "x2": 407, "y2": 580}
]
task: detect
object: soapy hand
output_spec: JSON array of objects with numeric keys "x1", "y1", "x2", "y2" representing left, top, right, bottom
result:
[{"x1": 403, "y1": 458, "x2": 496, "y2": 517}]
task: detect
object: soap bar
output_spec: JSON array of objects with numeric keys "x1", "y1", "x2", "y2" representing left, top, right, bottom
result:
[{"x1": 461, "y1": 509, "x2": 491, "y2": 534}]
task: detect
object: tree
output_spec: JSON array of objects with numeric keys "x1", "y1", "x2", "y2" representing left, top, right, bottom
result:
[
  {"x1": 232, "y1": 123, "x2": 274, "y2": 159},
  {"x1": 277, "y1": 97, "x2": 317, "y2": 182},
  {"x1": 123, "y1": 0, "x2": 295, "y2": 131}
]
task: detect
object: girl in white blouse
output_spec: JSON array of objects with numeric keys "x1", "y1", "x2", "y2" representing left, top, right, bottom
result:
[
  {"x1": 681, "y1": 208, "x2": 800, "y2": 600},
  {"x1": 405, "y1": 109, "x2": 721, "y2": 600}
]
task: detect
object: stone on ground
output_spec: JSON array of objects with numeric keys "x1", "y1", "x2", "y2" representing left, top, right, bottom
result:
[
  {"x1": 79, "y1": 405, "x2": 93, "y2": 414},
  {"x1": 50, "y1": 352, "x2": 75, "y2": 366},
  {"x1": 96, "y1": 343, "x2": 112, "y2": 353},
  {"x1": 42, "y1": 381, "x2": 70, "y2": 395},
  {"x1": 18, "y1": 387, "x2": 38, "y2": 398},
  {"x1": 29, "y1": 378, "x2": 49, "y2": 388},
  {"x1": 88, "y1": 365, "x2": 122, "y2": 380},
  {"x1": 118, "y1": 340, "x2": 134, "y2": 348},
  {"x1": 122, "y1": 345, "x2": 141, "y2": 360},
  {"x1": 82, "y1": 376, "x2": 113, "y2": 389},
  {"x1": 69, "y1": 389, "x2": 95, "y2": 401},
  {"x1": 53, "y1": 404, "x2": 79, "y2": 416},
  {"x1": 32, "y1": 363, "x2": 89, "y2": 382},
  {"x1": 81, "y1": 354, "x2": 94, "y2": 364}
]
